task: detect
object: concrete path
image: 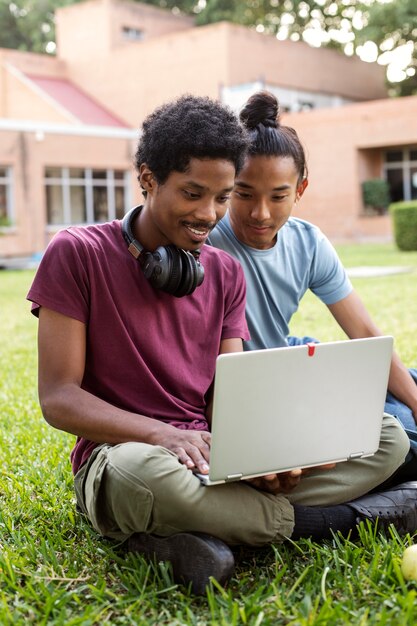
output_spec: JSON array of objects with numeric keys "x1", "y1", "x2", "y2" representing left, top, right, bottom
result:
[{"x1": 346, "y1": 266, "x2": 415, "y2": 278}]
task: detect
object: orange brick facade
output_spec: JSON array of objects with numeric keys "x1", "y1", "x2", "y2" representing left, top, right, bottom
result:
[
  {"x1": 1, "y1": 0, "x2": 416, "y2": 261},
  {"x1": 285, "y1": 96, "x2": 417, "y2": 240}
]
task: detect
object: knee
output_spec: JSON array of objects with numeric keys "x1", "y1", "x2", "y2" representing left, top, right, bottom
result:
[
  {"x1": 381, "y1": 414, "x2": 410, "y2": 469},
  {"x1": 99, "y1": 443, "x2": 184, "y2": 536},
  {"x1": 105, "y1": 442, "x2": 197, "y2": 505},
  {"x1": 106, "y1": 442, "x2": 181, "y2": 483}
]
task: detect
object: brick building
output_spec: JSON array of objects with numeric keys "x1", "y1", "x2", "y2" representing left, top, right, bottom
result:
[{"x1": 1, "y1": 0, "x2": 416, "y2": 261}]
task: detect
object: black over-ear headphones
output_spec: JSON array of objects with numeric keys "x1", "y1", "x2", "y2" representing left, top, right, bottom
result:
[{"x1": 121, "y1": 205, "x2": 205, "y2": 297}]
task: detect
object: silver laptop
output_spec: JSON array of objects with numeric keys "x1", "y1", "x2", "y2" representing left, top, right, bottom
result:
[{"x1": 198, "y1": 336, "x2": 393, "y2": 486}]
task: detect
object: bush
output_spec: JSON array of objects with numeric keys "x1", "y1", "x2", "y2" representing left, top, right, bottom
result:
[
  {"x1": 0, "y1": 215, "x2": 11, "y2": 227},
  {"x1": 362, "y1": 179, "x2": 391, "y2": 215},
  {"x1": 390, "y1": 201, "x2": 417, "y2": 251}
]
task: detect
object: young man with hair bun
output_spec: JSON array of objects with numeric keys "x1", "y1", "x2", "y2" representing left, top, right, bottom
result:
[{"x1": 28, "y1": 93, "x2": 416, "y2": 595}]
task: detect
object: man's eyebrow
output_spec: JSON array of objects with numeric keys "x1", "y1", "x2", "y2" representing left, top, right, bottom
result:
[
  {"x1": 235, "y1": 181, "x2": 292, "y2": 191},
  {"x1": 184, "y1": 181, "x2": 234, "y2": 193},
  {"x1": 181, "y1": 180, "x2": 205, "y2": 191}
]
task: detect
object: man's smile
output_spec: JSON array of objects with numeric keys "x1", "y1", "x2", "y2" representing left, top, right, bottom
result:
[{"x1": 183, "y1": 221, "x2": 216, "y2": 242}]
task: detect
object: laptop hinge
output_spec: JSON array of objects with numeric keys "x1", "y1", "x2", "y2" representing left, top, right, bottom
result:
[
  {"x1": 226, "y1": 473, "x2": 243, "y2": 482},
  {"x1": 349, "y1": 452, "x2": 364, "y2": 460}
]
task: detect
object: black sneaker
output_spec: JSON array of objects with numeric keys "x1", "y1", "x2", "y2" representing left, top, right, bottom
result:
[
  {"x1": 347, "y1": 481, "x2": 417, "y2": 534},
  {"x1": 127, "y1": 531, "x2": 235, "y2": 594}
]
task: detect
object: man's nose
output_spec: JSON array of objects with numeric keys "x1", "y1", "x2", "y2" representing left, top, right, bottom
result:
[
  {"x1": 196, "y1": 198, "x2": 219, "y2": 223},
  {"x1": 250, "y1": 199, "x2": 270, "y2": 221}
]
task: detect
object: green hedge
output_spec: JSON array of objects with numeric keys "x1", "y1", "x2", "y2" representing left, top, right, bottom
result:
[
  {"x1": 390, "y1": 200, "x2": 417, "y2": 251},
  {"x1": 362, "y1": 179, "x2": 390, "y2": 214}
]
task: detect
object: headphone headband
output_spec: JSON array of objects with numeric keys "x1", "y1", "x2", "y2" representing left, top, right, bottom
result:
[{"x1": 121, "y1": 205, "x2": 145, "y2": 261}]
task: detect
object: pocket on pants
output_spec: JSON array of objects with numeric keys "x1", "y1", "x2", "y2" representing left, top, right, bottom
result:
[
  {"x1": 83, "y1": 447, "x2": 115, "y2": 536},
  {"x1": 80, "y1": 443, "x2": 156, "y2": 538}
]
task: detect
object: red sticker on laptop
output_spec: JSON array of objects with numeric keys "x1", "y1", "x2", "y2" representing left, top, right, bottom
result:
[{"x1": 307, "y1": 343, "x2": 316, "y2": 356}]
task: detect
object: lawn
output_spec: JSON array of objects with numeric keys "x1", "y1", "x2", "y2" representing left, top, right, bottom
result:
[{"x1": 1, "y1": 243, "x2": 417, "y2": 625}]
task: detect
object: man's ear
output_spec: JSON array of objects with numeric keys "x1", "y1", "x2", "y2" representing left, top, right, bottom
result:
[
  {"x1": 139, "y1": 164, "x2": 157, "y2": 194},
  {"x1": 296, "y1": 178, "x2": 308, "y2": 201}
]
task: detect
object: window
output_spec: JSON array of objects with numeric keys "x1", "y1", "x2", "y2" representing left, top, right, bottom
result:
[
  {"x1": 44, "y1": 167, "x2": 131, "y2": 226},
  {"x1": 384, "y1": 147, "x2": 417, "y2": 203},
  {"x1": 297, "y1": 101, "x2": 314, "y2": 112},
  {"x1": 386, "y1": 169, "x2": 403, "y2": 203},
  {"x1": 122, "y1": 26, "x2": 144, "y2": 41},
  {"x1": 0, "y1": 166, "x2": 13, "y2": 227}
]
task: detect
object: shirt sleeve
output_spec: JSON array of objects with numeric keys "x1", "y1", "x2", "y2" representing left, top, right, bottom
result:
[
  {"x1": 26, "y1": 230, "x2": 91, "y2": 323},
  {"x1": 309, "y1": 232, "x2": 353, "y2": 305},
  {"x1": 221, "y1": 257, "x2": 250, "y2": 341}
]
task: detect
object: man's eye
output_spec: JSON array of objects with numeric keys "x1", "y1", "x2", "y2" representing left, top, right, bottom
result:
[
  {"x1": 184, "y1": 190, "x2": 200, "y2": 199},
  {"x1": 273, "y1": 195, "x2": 287, "y2": 201},
  {"x1": 218, "y1": 195, "x2": 231, "y2": 204},
  {"x1": 234, "y1": 191, "x2": 251, "y2": 199}
]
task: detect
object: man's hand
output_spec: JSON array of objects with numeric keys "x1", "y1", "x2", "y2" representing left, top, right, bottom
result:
[
  {"x1": 156, "y1": 427, "x2": 212, "y2": 475},
  {"x1": 246, "y1": 469, "x2": 302, "y2": 494},
  {"x1": 246, "y1": 463, "x2": 336, "y2": 495}
]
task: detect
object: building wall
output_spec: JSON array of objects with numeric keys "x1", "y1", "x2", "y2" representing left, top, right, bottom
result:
[
  {"x1": 226, "y1": 25, "x2": 387, "y2": 102},
  {"x1": 0, "y1": 127, "x2": 140, "y2": 258},
  {"x1": 56, "y1": 0, "x2": 194, "y2": 62},
  {"x1": 56, "y1": 0, "x2": 113, "y2": 61},
  {"x1": 2, "y1": 68, "x2": 73, "y2": 124},
  {"x1": 0, "y1": 49, "x2": 66, "y2": 80},
  {"x1": 5, "y1": 92, "x2": 413, "y2": 257},
  {"x1": 61, "y1": 23, "x2": 231, "y2": 125},
  {"x1": 0, "y1": 49, "x2": 67, "y2": 118},
  {"x1": 0, "y1": 0, "x2": 410, "y2": 258},
  {"x1": 284, "y1": 95, "x2": 417, "y2": 241},
  {"x1": 107, "y1": 0, "x2": 194, "y2": 46},
  {"x1": 54, "y1": 0, "x2": 387, "y2": 127}
]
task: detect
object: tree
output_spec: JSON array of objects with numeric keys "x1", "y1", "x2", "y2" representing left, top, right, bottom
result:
[
  {"x1": 0, "y1": 0, "x2": 79, "y2": 53},
  {"x1": 355, "y1": 0, "x2": 417, "y2": 96}
]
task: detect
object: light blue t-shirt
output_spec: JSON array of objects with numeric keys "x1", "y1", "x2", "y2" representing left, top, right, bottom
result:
[{"x1": 208, "y1": 213, "x2": 352, "y2": 351}]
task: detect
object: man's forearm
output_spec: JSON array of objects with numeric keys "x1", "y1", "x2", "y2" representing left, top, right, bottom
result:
[
  {"x1": 39, "y1": 382, "x2": 173, "y2": 445},
  {"x1": 39, "y1": 382, "x2": 212, "y2": 472},
  {"x1": 387, "y1": 354, "x2": 417, "y2": 419}
]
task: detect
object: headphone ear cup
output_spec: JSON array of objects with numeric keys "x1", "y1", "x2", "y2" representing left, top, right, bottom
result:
[
  {"x1": 194, "y1": 255, "x2": 204, "y2": 288},
  {"x1": 142, "y1": 246, "x2": 181, "y2": 294},
  {"x1": 175, "y1": 250, "x2": 204, "y2": 297},
  {"x1": 161, "y1": 245, "x2": 183, "y2": 294},
  {"x1": 139, "y1": 243, "x2": 204, "y2": 297},
  {"x1": 175, "y1": 250, "x2": 195, "y2": 297}
]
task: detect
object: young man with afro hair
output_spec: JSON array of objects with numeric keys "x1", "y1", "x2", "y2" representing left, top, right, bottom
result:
[{"x1": 27, "y1": 94, "x2": 412, "y2": 594}]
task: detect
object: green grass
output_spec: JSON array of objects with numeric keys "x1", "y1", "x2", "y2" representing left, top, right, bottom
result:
[
  {"x1": 1, "y1": 243, "x2": 417, "y2": 625},
  {"x1": 331, "y1": 243, "x2": 417, "y2": 269},
  {"x1": 291, "y1": 244, "x2": 417, "y2": 365}
]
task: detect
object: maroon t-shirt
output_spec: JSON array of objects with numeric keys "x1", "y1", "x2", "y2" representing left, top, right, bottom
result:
[{"x1": 27, "y1": 220, "x2": 249, "y2": 474}]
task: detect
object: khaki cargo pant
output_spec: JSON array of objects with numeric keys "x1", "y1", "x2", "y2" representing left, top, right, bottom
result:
[{"x1": 74, "y1": 414, "x2": 409, "y2": 547}]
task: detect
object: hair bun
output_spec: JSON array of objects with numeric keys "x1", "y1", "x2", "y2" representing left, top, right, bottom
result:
[{"x1": 239, "y1": 91, "x2": 279, "y2": 130}]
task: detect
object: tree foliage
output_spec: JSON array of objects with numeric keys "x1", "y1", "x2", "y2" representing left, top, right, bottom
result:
[
  {"x1": 0, "y1": 0, "x2": 78, "y2": 53},
  {"x1": 0, "y1": 0, "x2": 416, "y2": 95},
  {"x1": 355, "y1": 0, "x2": 417, "y2": 95}
]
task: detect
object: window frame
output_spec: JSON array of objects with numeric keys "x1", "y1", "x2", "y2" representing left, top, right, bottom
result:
[
  {"x1": 44, "y1": 166, "x2": 131, "y2": 228},
  {"x1": 122, "y1": 26, "x2": 144, "y2": 41},
  {"x1": 0, "y1": 166, "x2": 14, "y2": 227},
  {"x1": 383, "y1": 147, "x2": 417, "y2": 202}
]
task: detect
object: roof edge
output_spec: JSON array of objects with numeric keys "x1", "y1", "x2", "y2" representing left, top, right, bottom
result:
[{"x1": 0, "y1": 117, "x2": 138, "y2": 138}]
